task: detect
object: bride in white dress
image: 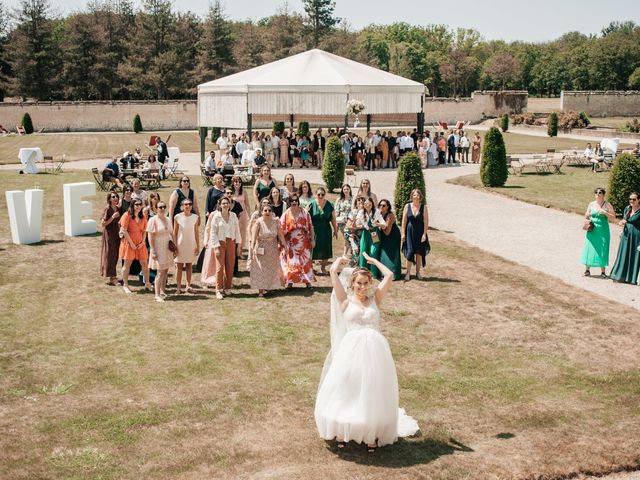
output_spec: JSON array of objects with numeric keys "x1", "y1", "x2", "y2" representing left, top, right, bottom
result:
[{"x1": 315, "y1": 253, "x2": 419, "y2": 451}]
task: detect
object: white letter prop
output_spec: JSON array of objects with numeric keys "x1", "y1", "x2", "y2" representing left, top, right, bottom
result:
[
  {"x1": 5, "y1": 189, "x2": 44, "y2": 244},
  {"x1": 64, "y1": 182, "x2": 97, "y2": 236}
]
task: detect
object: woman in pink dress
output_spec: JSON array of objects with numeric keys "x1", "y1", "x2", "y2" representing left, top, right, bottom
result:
[
  {"x1": 250, "y1": 203, "x2": 287, "y2": 297},
  {"x1": 279, "y1": 135, "x2": 290, "y2": 168},
  {"x1": 280, "y1": 193, "x2": 316, "y2": 289}
]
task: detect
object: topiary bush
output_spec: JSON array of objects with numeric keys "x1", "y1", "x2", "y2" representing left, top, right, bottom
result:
[
  {"x1": 394, "y1": 152, "x2": 426, "y2": 224},
  {"x1": 298, "y1": 121, "x2": 309, "y2": 137},
  {"x1": 273, "y1": 121, "x2": 285, "y2": 134},
  {"x1": 322, "y1": 136, "x2": 345, "y2": 193},
  {"x1": 132, "y1": 114, "x2": 143, "y2": 133},
  {"x1": 480, "y1": 127, "x2": 508, "y2": 187},
  {"x1": 579, "y1": 111, "x2": 590, "y2": 126},
  {"x1": 211, "y1": 127, "x2": 221, "y2": 143},
  {"x1": 548, "y1": 112, "x2": 558, "y2": 137},
  {"x1": 607, "y1": 153, "x2": 640, "y2": 215},
  {"x1": 500, "y1": 113, "x2": 509, "y2": 132},
  {"x1": 22, "y1": 113, "x2": 34, "y2": 134}
]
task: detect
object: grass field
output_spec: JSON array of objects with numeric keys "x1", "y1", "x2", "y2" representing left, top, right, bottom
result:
[
  {"x1": 1, "y1": 170, "x2": 640, "y2": 479},
  {"x1": 448, "y1": 165, "x2": 611, "y2": 215},
  {"x1": 3, "y1": 130, "x2": 634, "y2": 167}
]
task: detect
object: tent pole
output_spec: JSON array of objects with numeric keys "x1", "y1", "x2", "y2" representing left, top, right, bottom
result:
[
  {"x1": 247, "y1": 114, "x2": 252, "y2": 136},
  {"x1": 290, "y1": 114, "x2": 294, "y2": 129},
  {"x1": 366, "y1": 114, "x2": 371, "y2": 133},
  {"x1": 418, "y1": 94, "x2": 425, "y2": 134},
  {"x1": 199, "y1": 127, "x2": 207, "y2": 164}
]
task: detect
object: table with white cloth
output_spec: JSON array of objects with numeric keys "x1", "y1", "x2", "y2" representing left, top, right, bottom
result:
[
  {"x1": 18, "y1": 147, "x2": 44, "y2": 174},
  {"x1": 167, "y1": 147, "x2": 180, "y2": 161}
]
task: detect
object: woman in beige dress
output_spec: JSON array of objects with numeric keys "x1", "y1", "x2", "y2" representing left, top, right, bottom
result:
[
  {"x1": 471, "y1": 132, "x2": 482, "y2": 163},
  {"x1": 147, "y1": 201, "x2": 175, "y2": 302},
  {"x1": 279, "y1": 135, "x2": 290, "y2": 168},
  {"x1": 250, "y1": 203, "x2": 287, "y2": 297},
  {"x1": 173, "y1": 198, "x2": 200, "y2": 294}
]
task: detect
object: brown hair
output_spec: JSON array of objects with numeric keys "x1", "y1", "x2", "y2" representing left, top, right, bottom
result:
[{"x1": 349, "y1": 267, "x2": 373, "y2": 289}]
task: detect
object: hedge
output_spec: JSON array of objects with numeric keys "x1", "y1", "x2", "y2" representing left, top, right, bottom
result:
[
  {"x1": 480, "y1": 127, "x2": 508, "y2": 187},
  {"x1": 322, "y1": 136, "x2": 345, "y2": 192},
  {"x1": 608, "y1": 153, "x2": 640, "y2": 215},
  {"x1": 394, "y1": 152, "x2": 426, "y2": 224}
]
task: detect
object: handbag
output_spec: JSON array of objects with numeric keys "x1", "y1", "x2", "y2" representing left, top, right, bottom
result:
[
  {"x1": 370, "y1": 229, "x2": 380, "y2": 244},
  {"x1": 168, "y1": 239, "x2": 177, "y2": 252},
  {"x1": 582, "y1": 220, "x2": 594, "y2": 232}
]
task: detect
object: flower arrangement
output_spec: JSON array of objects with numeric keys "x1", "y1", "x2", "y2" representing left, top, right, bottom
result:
[{"x1": 346, "y1": 99, "x2": 366, "y2": 116}]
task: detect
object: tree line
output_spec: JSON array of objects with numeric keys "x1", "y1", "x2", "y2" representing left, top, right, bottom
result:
[{"x1": 1, "y1": 0, "x2": 639, "y2": 102}]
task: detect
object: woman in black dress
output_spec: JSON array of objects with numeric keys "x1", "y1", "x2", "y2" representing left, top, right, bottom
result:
[
  {"x1": 401, "y1": 189, "x2": 430, "y2": 280},
  {"x1": 100, "y1": 192, "x2": 122, "y2": 285}
]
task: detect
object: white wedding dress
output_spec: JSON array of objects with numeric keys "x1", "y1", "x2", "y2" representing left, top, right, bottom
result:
[{"x1": 314, "y1": 268, "x2": 419, "y2": 447}]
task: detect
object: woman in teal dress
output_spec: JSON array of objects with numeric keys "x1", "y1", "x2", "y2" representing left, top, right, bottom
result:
[
  {"x1": 610, "y1": 191, "x2": 640, "y2": 284},
  {"x1": 308, "y1": 187, "x2": 337, "y2": 274},
  {"x1": 253, "y1": 165, "x2": 277, "y2": 206},
  {"x1": 580, "y1": 187, "x2": 616, "y2": 277},
  {"x1": 378, "y1": 199, "x2": 402, "y2": 280},
  {"x1": 357, "y1": 198, "x2": 384, "y2": 278},
  {"x1": 298, "y1": 135, "x2": 311, "y2": 167},
  {"x1": 298, "y1": 180, "x2": 314, "y2": 209}
]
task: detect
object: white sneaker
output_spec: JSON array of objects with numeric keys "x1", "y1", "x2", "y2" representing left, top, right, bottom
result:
[
  {"x1": 155, "y1": 296, "x2": 165, "y2": 302},
  {"x1": 122, "y1": 286, "x2": 132, "y2": 294},
  {"x1": 216, "y1": 291, "x2": 224, "y2": 300}
]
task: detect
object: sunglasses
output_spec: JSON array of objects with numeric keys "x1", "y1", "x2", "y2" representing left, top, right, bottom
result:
[
  {"x1": 290, "y1": 200, "x2": 299, "y2": 204},
  {"x1": 158, "y1": 205, "x2": 167, "y2": 209},
  {"x1": 110, "y1": 195, "x2": 119, "y2": 199},
  {"x1": 181, "y1": 179, "x2": 190, "y2": 183},
  {"x1": 595, "y1": 191, "x2": 604, "y2": 194},
  {"x1": 317, "y1": 193, "x2": 325, "y2": 197},
  {"x1": 183, "y1": 203, "x2": 192, "y2": 206},
  {"x1": 134, "y1": 203, "x2": 143, "y2": 207},
  {"x1": 630, "y1": 198, "x2": 638, "y2": 202}
]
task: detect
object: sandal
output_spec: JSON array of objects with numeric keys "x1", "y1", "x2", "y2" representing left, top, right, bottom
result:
[
  {"x1": 600, "y1": 272, "x2": 608, "y2": 278},
  {"x1": 122, "y1": 285, "x2": 132, "y2": 294},
  {"x1": 583, "y1": 270, "x2": 591, "y2": 277}
]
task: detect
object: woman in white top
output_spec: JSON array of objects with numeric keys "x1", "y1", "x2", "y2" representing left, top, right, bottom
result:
[
  {"x1": 584, "y1": 143, "x2": 597, "y2": 172},
  {"x1": 353, "y1": 178, "x2": 378, "y2": 208},
  {"x1": 130, "y1": 178, "x2": 148, "y2": 206},
  {"x1": 205, "y1": 197, "x2": 242, "y2": 299}
]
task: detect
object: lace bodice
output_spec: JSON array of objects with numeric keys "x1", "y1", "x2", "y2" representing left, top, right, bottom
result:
[{"x1": 343, "y1": 298, "x2": 380, "y2": 331}]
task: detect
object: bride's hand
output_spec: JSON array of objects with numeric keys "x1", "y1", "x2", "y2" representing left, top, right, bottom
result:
[{"x1": 362, "y1": 252, "x2": 374, "y2": 264}]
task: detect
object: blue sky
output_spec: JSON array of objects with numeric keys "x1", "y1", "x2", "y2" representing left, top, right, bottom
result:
[{"x1": 5, "y1": 0, "x2": 640, "y2": 42}]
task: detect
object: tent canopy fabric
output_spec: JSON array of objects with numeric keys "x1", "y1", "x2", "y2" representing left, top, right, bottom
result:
[{"x1": 197, "y1": 49, "x2": 426, "y2": 128}]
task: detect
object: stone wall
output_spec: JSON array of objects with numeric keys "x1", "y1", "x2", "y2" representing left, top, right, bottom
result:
[
  {"x1": 561, "y1": 91, "x2": 640, "y2": 117},
  {"x1": 0, "y1": 100, "x2": 197, "y2": 132},
  {"x1": 0, "y1": 91, "x2": 527, "y2": 132}
]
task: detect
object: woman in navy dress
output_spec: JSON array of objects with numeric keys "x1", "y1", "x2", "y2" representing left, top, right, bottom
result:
[{"x1": 401, "y1": 189, "x2": 430, "y2": 280}]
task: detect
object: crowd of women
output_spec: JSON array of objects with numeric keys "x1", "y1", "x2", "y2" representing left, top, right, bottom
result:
[
  {"x1": 580, "y1": 187, "x2": 640, "y2": 285},
  {"x1": 100, "y1": 167, "x2": 431, "y2": 302}
]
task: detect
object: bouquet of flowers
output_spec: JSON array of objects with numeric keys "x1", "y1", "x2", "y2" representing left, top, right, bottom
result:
[{"x1": 346, "y1": 99, "x2": 366, "y2": 116}]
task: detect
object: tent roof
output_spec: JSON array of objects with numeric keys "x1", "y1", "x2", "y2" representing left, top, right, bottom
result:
[{"x1": 198, "y1": 49, "x2": 425, "y2": 93}]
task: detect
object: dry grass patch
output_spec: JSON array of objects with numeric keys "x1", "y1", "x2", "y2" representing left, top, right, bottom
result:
[{"x1": 1, "y1": 171, "x2": 640, "y2": 479}]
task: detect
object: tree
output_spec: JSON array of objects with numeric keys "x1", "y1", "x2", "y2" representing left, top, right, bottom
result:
[
  {"x1": 548, "y1": 112, "x2": 558, "y2": 137},
  {"x1": 480, "y1": 127, "x2": 508, "y2": 187},
  {"x1": 132, "y1": 114, "x2": 142, "y2": 133},
  {"x1": 22, "y1": 112, "x2": 34, "y2": 133},
  {"x1": 322, "y1": 136, "x2": 344, "y2": 192},
  {"x1": 394, "y1": 153, "x2": 426, "y2": 224},
  {"x1": 194, "y1": 0, "x2": 235, "y2": 83},
  {"x1": 0, "y1": 2, "x2": 10, "y2": 100},
  {"x1": 484, "y1": 52, "x2": 521, "y2": 89},
  {"x1": 500, "y1": 113, "x2": 509, "y2": 132},
  {"x1": 9, "y1": 0, "x2": 61, "y2": 100},
  {"x1": 439, "y1": 48, "x2": 479, "y2": 97},
  {"x1": 608, "y1": 153, "x2": 640, "y2": 216},
  {"x1": 302, "y1": 0, "x2": 338, "y2": 48}
]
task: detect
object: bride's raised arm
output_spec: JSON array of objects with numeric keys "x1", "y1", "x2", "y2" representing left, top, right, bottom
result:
[
  {"x1": 362, "y1": 252, "x2": 393, "y2": 304},
  {"x1": 329, "y1": 256, "x2": 349, "y2": 305}
]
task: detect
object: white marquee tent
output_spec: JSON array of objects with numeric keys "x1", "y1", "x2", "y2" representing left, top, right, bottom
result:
[{"x1": 197, "y1": 49, "x2": 426, "y2": 129}]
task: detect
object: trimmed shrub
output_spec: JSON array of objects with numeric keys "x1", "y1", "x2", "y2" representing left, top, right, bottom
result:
[
  {"x1": 211, "y1": 127, "x2": 221, "y2": 143},
  {"x1": 579, "y1": 111, "x2": 590, "y2": 126},
  {"x1": 548, "y1": 112, "x2": 558, "y2": 137},
  {"x1": 480, "y1": 127, "x2": 508, "y2": 187},
  {"x1": 512, "y1": 113, "x2": 540, "y2": 126},
  {"x1": 500, "y1": 113, "x2": 509, "y2": 132},
  {"x1": 557, "y1": 111, "x2": 590, "y2": 131},
  {"x1": 623, "y1": 118, "x2": 640, "y2": 133},
  {"x1": 273, "y1": 121, "x2": 285, "y2": 134},
  {"x1": 132, "y1": 114, "x2": 143, "y2": 133},
  {"x1": 298, "y1": 121, "x2": 309, "y2": 137},
  {"x1": 394, "y1": 152, "x2": 426, "y2": 224},
  {"x1": 607, "y1": 153, "x2": 640, "y2": 215},
  {"x1": 322, "y1": 136, "x2": 345, "y2": 192},
  {"x1": 22, "y1": 113, "x2": 34, "y2": 134}
]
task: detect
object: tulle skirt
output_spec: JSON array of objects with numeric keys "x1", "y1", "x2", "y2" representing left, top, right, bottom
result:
[{"x1": 315, "y1": 327, "x2": 418, "y2": 447}]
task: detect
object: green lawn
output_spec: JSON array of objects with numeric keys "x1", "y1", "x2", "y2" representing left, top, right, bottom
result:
[
  {"x1": 1, "y1": 171, "x2": 640, "y2": 479},
  {"x1": 449, "y1": 165, "x2": 611, "y2": 215}
]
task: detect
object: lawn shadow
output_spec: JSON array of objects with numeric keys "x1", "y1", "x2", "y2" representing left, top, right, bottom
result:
[
  {"x1": 326, "y1": 436, "x2": 473, "y2": 468},
  {"x1": 422, "y1": 276, "x2": 460, "y2": 283},
  {"x1": 499, "y1": 185, "x2": 525, "y2": 189},
  {"x1": 30, "y1": 239, "x2": 65, "y2": 246}
]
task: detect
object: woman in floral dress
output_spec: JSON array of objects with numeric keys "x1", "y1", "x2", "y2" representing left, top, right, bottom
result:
[{"x1": 280, "y1": 193, "x2": 316, "y2": 289}]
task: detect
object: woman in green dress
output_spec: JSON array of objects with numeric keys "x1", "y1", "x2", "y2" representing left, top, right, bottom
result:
[
  {"x1": 580, "y1": 187, "x2": 616, "y2": 277},
  {"x1": 308, "y1": 186, "x2": 337, "y2": 275},
  {"x1": 298, "y1": 180, "x2": 314, "y2": 209},
  {"x1": 357, "y1": 197, "x2": 384, "y2": 278},
  {"x1": 298, "y1": 135, "x2": 311, "y2": 167},
  {"x1": 610, "y1": 191, "x2": 640, "y2": 284},
  {"x1": 378, "y1": 199, "x2": 402, "y2": 280},
  {"x1": 253, "y1": 165, "x2": 277, "y2": 206}
]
